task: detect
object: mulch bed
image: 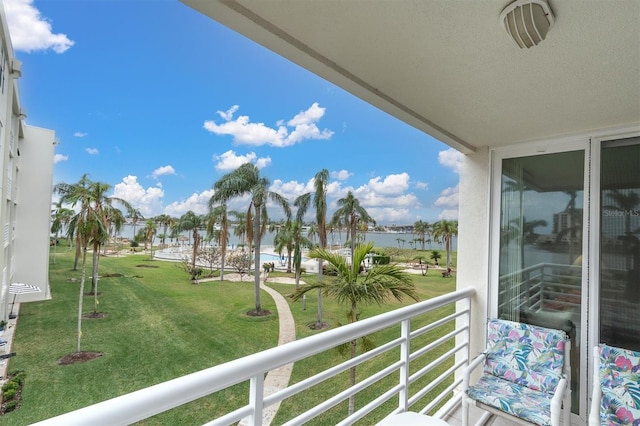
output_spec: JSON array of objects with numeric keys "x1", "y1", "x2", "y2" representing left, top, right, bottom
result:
[
  {"x1": 57, "y1": 351, "x2": 104, "y2": 365},
  {"x1": 246, "y1": 309, "x2": 272, "y2": 317}
]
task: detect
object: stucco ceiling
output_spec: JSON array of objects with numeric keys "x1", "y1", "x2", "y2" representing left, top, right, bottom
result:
[{"x1": 182, "y1": 0, "x2": 640, "y2": 154}]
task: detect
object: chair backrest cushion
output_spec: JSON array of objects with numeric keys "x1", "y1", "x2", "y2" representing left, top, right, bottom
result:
[
  {"x1": 484, "y1": 318, "x2": 566, "y2": 395},
  {"x1": 598, "y1": 343, "x2": 640, "y2": 425}
]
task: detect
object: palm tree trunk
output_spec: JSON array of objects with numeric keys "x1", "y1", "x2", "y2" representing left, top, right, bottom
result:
[
  {"x1": 77, "y1": 247, "x2": 88, "y2": 353},
  {"x1": 316, "y1": 259, "x2": 324, "y2": 326},
  {"x1": 253, "y1": 206, "x2": 262, "y2": 313},
  {"x1": 91, "y1": 242, "x2": 99, "y2": 294},
  {"x1": 348, "y1": 303, "x2": 357, "y2": 415},
  {"x1": 73, "y1": 235, "x2": 81, "y2": 270},
  {"x1": 220, "y1": 247, "x2": 226, "y2": 281}
]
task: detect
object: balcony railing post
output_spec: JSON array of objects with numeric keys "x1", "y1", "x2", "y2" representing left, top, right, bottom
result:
[
  {"x1": 398, "y1": 318, "x2": 411, "y2": 412},
  {"x1": 248, "y1": 373, "x2": 265, "y2": 426}
]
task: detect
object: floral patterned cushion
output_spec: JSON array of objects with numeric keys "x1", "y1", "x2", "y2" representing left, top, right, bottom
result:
[
  {"x1": 598, "y1": 344, "x2": 640, "y2": 425},
  {"x1": 484, "y1": 319, "x2": 566, "y2": 394},
  {"x1": 466, "y1": 375, "x2": 554, "y2": 426}
]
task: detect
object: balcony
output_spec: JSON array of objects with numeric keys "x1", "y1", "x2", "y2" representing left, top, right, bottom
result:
[{"x1": 33, "y1": 288, "x2": 480, "y2": 425}]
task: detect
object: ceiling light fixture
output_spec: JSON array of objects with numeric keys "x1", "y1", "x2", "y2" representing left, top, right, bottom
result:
[{"x1": 500, "y1": 0, "x2": 555, "y2": 49}]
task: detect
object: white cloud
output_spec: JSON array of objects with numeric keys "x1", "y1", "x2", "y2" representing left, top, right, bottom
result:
[
  {"x1": 164, "y1": 189, "x2": 215, "y2": 217},
  {"x1": 438, "y1": 148, "x2": 464, "y2": 174},
  {"x1": 331, "y1": 169, "x2": 352, "y2": 180},
  {"x1": 438, "y1": 209, "x2": 458, "y2": 220},
  {"x1": 74, "y1": 132, "x2": 88, "y2": 138},
  {"x1": 203, "y1": 103, "x2": 334, "y2": 147},
  {"x1": 3, "y1": 0, "x2": 74, "y2": 53},
  {"x1": 213, "y1": 150, "x2": 271, "y2": 172},
  {"x1": 151, "y1": 165, "x2": 176, "y2": 179},
  {"x1": 365, "y1": 207, "x2": 413, "y2": 224},
  {"x1": 269, "y1": 179, "x2": 314, "y2": 203},
  {"x1": 53, "y1": 153, "x2": 68, "y2": 164},
  {"x1": 415, "y1": 181, "x2": 429, "y2": 190},
  {"x1": 85, "y1": 148, "x2": 99, "y2": 155},
  {"x1": 434, "y1": 184, "x2": 459, "y2": 220},
  {"x1": 366, "y1": 173, "x2": 410, "y2": 195},
  {"x1": 112, "y1": 175, "x2": 164, "y2": 217}
]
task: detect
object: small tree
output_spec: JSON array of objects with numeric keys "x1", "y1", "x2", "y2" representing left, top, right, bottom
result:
[
  {"x1": 430, "y1": 250, "x2": 442, "y2": 266},
  {"x1": 227, "y1": 251, "x2": 251, "y2": 282},
  {"x1": 197, "y1": 246, "x2": 222, "y2": 276},
  {"x1": 290, "y1": 242, "x2": 418, "y2": 416}
]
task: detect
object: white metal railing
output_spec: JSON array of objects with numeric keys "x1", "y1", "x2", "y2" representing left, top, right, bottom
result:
[{"x1": 34, "y1": 287, "x2": 475, "y2": 425}]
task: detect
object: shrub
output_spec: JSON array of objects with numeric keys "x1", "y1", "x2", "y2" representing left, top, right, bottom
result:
[
  {"x1": 372, "y1": 255, "x2": 390, "y2": 265},
  {"x1": 2, "y1": 388, "x2": 16, "y2": 401},
  {"x1": 4, "y1": 400, "x2": 17, "y2": 412},
  {"x1": 130, "y1": 241, "x2": 139, "y2": 248},
  {"x1": 1, "y1": 382, "x2": 17, "y2": 393}
]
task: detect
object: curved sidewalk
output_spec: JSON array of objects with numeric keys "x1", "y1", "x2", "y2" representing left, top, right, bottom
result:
[{"x1": 240, "y1": 273, "x2": 298, "y2": 426}]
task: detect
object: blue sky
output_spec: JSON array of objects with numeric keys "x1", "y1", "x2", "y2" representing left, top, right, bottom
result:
[{"x1": 6, "y1": 0, "x2": 462, "y2": 225}]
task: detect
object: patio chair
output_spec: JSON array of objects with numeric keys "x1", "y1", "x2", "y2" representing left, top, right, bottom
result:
[
  {"x1": 589, "y1": 343, "x2": 640, "y2": 425},
  {"x1": 462, "y1": 318, "x2": 571, "y2": 426}
]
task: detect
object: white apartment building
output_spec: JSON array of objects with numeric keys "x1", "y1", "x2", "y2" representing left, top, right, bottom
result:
[{"x1": 0, "y1": 5, "x2": 55, "y2": 320}]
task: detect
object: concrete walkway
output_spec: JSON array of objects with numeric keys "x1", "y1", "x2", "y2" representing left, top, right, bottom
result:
[{"x1": 234, "y1": 272, "x2": 299, "y2": 426}]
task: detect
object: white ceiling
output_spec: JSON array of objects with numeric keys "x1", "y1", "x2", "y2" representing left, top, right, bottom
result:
[{"x1": 182, "y1": 0, "x2": 640, "y2": 154}]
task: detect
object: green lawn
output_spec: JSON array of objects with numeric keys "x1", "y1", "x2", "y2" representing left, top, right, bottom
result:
[{"x1": 2, "y1": 248, "x2": 456, "y2": 425}]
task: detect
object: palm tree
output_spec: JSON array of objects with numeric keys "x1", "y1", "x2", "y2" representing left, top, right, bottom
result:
[
  {"x1": 291, "y1": 221, "x2": 313, "y2": 289},
  {"x1": 294, "y1": 168, "x2": 329, "y2": 328},
  {"x1": 128, "y1": 209, "x2": 144, "y2": 243},
  {"x1": 290, "y1": 242, "x2": 418, "y2": 415},
  {"x1": 413, "y1": 220, "x2": 431, "y2": 250},
  {"x1": 142, "y1": 219, "x2": 157, "y2": 258},
  {"x1": 51, "y1": 201, "x2": 74, "y2": 264},
  {"x1": 208, "y1": 202, "x2": 230, "y2": 281},
  {"x1": 432, "y1": 220, "x2": 458, "y2": 268},
  {"x1": 210, "y1": 163, "x2": 291, "y2": 315},
  {"x1": 154, "y1": 214, "x2": 174, "y2": 249},
  {"x1": 104, "y1": 206, "x2": 126, "y2": 255},
  {"x1": 179, "y1": 211, "x2": 204, "y2": 272},
  {"x1": 54, "y1": 174, "x2": 92, "y2": 270},
  {"x1": 331, "y1": 191, "x2": 376, "y2": 262},
  {"x1": 230, "y1": 210, "x2": 248, "y2": 248},
  {"x1": 272, "y1": 221, "x2": 294, "y2": 273}
]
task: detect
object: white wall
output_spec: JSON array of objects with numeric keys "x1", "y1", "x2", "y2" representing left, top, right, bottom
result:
[
  {"x1": 13, "y1": 125, "x2": 55, "y2": 303},
  {"x1": 456, "y1": 146, "x2": 490, "y2": 358}
]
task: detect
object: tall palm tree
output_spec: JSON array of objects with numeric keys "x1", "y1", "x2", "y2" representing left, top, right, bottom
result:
[
  {"x1": 432, "y1": 220, "x2": 458, "y2": 268},
  {"x1": 295, "y1": 168, "x2": 330, "y2": 328},
  {"x1": 154, "y1": 214, "x2": 174, "y2": 249},
  {"x1": 128, "y1": 209, "x2": 144, "y2": 242},
  {"x1": 210, "y1": 163, "x2": 291, "y2": 315},
  {"x1": 291, "y1": 220, "x2": 313, "y2": 289},
  {"x1": 142, "y1": 219, "x2": 157, "y2": 258},
  {"x1": 413, "y1": 220, "x2": 431, "y2": 250},
  {"x1": 179, "y1": 211, "x2": 204, "y2": 272},
  {"x1": 104, "y1": 206, "x2": 126, "y2": 255},
  {"x1": 331, "y1": 191, "x2": 376, "y2": 262},
  {"x1": 54, "y1": 174, "x2": 92, "y2": 270},
  {"x1": 290, "y1": 242, "x2": 418, "y2": 415},
  {"x1": 51, "y1": 201, "x2": 74, "y2": 264},
  {"x1": 207, "y1": 202, "x2": 230, "y2": 281},
  {"x1": 272, "y1": 220, "x2": 294, "y2": 273},
  {"x1": 230, "y1": 210, "x2": 248, "y2": 248}
]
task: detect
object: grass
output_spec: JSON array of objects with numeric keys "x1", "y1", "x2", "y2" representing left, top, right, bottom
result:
[{"x1": 3, "y1": 246, "x2": 456, "y2": 425}]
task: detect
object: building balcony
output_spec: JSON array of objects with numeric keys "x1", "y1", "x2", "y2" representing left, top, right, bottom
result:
[{"x1": 33, "y1": 288, "x2": 482, "y2": 425}]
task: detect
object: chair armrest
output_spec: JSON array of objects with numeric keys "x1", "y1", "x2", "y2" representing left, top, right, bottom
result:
[
  {"x1": 550, "y1": 377, "x2": 567, "y2": 415},
  {"x1": 462, "y1": 353, "x2": 486, "y2": 391},
  {"x1": 589, "y1": 346, "x2": 601, "y2": 425}
]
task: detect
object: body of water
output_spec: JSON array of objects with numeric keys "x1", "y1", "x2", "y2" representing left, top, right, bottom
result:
[{"x1": 120, "y1": 225, "x2": 456, "y2": 251}]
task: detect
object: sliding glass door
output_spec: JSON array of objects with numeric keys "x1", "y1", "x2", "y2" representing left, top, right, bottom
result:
[
  {"x1": 495, "y1": 148, "x2": 585, "y2": 414},
  {"x1": 491, "y1": 133, "x2": 640, "y2": 421},
  {"x1": 599, "y1": 137, "x2": 640, "y2": 352}
]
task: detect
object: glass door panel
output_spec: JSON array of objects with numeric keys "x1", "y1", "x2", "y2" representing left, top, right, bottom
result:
[
  {"x1": 498, "y1": 150, "x2": 584, "y2": 413},
  {"x1": 600, "y1": 138, "x2": 640, "y2": 351}
]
